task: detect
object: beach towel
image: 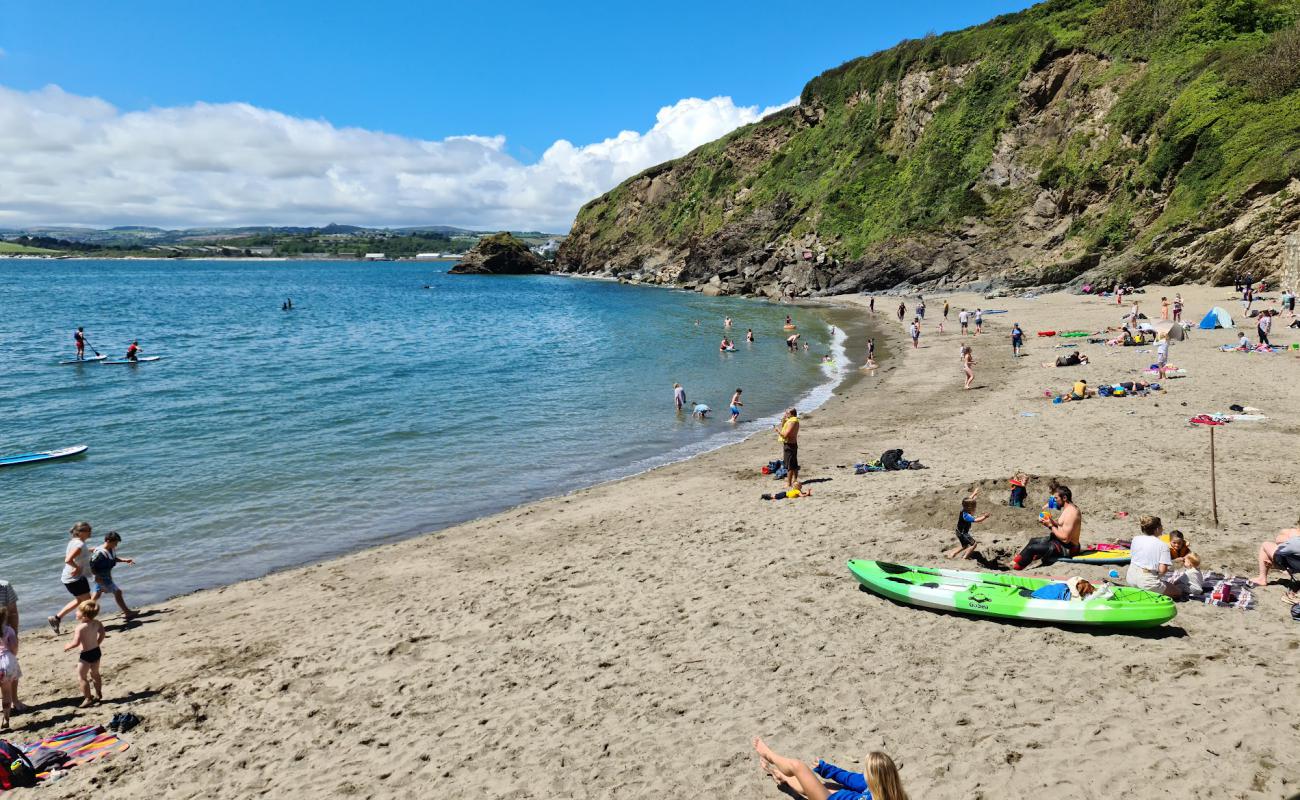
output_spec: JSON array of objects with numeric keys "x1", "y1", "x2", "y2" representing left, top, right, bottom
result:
[{"x1": 16, "y1": 725, "x2": 129, "y2": 785}]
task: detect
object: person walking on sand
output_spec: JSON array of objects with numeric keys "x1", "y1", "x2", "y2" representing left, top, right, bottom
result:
[
  {"x1": 958, "y1": 308, "x2": 969, "y2": 335},
  {"x1": 961, "y1": 344, "x2": 975, "y2": 389},
  {"x1": 729, "y1": 388, "x2": 744, "y2": 424},
  {"x1": 776, "y1": 409, "x2": 800, "y2": 489},
  {"x1": 1173, "y1": 293, "x2": 1183, "y2": 322},
  {"x1": 866, "y1": 338, "x2": 875, "y2": 363},
  {"x1": 896, "y1": 302, "x2": 905, "y2": 322},
  {"x1": 63, "y1": 600, "x2": 105, "y2": 708},
  {"x1": 1160, "y1": 296, "x2": 1169, "y2": 320},
  {"x1": 868, "y1": 296, "x2": 875, "y2": 314},
  {"x1": 1011, "y1": 322, "x2": 1024, "y2": 357},
  {"x1": 974, "y1": 308, "x2": 984, "y2": 334},
  {"x1": 0, "y1": 604, "x2": 18, "y2": 730},
  {"x1": 673, "y1": 383, "x2": 686, "y2": 412},
  {"x1": 753, "y1": 738, "x2": 910, "y2": 800},
  {"x1": 1155, "y1": 335, "x2": 1169, "y2": 379},
  {"x1": 943, "y1": 300, "x2": 950, "y2": 321},
  {"x1": 90, "y1": 531, "x2": 138, "y2": 620},
  {"x1": 1257, "y1": 310, "x2": 1273, "y2": 346},
  {"x1": 909, "y1": 319, "x2": 920, "y2": 349},
  {"x1": 49, "y1": 521, "x2": 94, "y2": 634},
  {"x1": 916, "y1": 297, "x2": 925, "y2": 320},
  {"x1": 1128, "y1": 302, "x2": 1140, "y2": 331}
]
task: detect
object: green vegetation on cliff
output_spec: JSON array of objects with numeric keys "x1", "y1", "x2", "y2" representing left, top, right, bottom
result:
[{"x1": 564, "y1": 0, "x2": 1300, "y2": 289}]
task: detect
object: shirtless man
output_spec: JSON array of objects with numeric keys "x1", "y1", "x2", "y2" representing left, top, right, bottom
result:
[
  {"x1": 786, "y1": 334, "x2": 799, "y2": 352},
  {"x1": 1013, "y1": 485, "x2": 1081, "y2": 569}
]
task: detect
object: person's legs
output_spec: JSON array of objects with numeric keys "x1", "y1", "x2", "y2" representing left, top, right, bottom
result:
[
  {"x1": 753, "y1": 739, "x2": 832, "y2": 800},
  {"x1": 52, "y1": 590, "x2": 89, "y2": 630},
  {"x1": 90, "y1": 662, "x2": 102, "y2": 701},
  {"x1": 77, "y1": 661, "x2": 94, "y2": 706},
  {"x1": 1251, "y1": 542, "x2": 1278, "y2": 585},
  {"x1": 1, "y1": 676, "x2": 13, "y2": 728},
  {"x1": 113, "y1": 589, "x2": 135, "y2": 616}
]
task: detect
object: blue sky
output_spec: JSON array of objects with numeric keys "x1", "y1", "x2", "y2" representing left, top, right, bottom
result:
[{"x1": 0, "y1": 0, "x2": 1037, "y2": 229}]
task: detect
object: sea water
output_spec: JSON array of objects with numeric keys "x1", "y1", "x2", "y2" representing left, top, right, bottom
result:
[{"x1": 0, "y1": 259, "x2": 847, "y2": 621}]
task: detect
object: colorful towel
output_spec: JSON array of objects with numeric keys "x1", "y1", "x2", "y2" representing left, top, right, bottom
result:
[{"x1": 19, "y1": 725, "x2": 129, "y2": 782}]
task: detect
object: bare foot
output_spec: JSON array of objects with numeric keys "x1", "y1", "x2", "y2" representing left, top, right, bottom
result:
[
  {"x1": 1247, "y1": 578, "x2": 1268, "y2": 587},
  {"x1": 78, "y1": 698, "x2": 96, "y2": 709},
  {"x1": 753, "y1": 736, "x2": 777, "y2": 763}
]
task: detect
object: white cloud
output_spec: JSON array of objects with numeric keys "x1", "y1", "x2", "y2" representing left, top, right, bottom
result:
[{"x1": 0, "y1": 85, "x2": 794, "y2": 231}]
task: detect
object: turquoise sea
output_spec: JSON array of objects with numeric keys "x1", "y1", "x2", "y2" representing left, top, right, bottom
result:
[{"x1": 0, "y1": 259, "x2": 847, "y2": 622}]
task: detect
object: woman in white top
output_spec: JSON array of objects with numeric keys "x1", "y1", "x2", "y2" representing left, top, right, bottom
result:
[
  {"x1": 48, "y1": 521, "x2": 94, "y2": 634},
  {"x1": 1125, "y1": 515, "x2": 1183, "y2": 598}
]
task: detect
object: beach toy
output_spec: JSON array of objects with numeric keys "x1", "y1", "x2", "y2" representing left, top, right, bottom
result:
[
  {"x1": 1037, "y1": 330, "x2": 1057, "y2": 337},
  {"x1": 847, "y1": 560, "x2": 1176, "y2": 628}
]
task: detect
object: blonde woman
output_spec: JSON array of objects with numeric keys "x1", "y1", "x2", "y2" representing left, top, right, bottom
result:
[
  {"x1": 753, "y1": 738, "x2": 909, "y2": 800},
  {"x1": 49, "y1": 521, "x2": 94, "y2": 634},
  {"x1": 961, "y1": 344, "x2": 975, "y2": 390}
]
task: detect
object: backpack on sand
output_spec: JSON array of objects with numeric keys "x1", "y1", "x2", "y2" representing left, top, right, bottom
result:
[{"x1": 0, "y1": 739, "x2": 36, "y2": 789}]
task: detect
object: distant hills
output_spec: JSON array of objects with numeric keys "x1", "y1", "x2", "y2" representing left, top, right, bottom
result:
[{"x1": 0, "y1": 224, "x2": 564, "y2": 259}]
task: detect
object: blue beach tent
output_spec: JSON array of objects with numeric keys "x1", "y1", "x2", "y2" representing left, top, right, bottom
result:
[{"x1": 1198, "y1": 306, "x2": 1234, "y2": 329}]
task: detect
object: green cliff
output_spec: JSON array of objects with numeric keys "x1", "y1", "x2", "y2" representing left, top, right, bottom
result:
[{"x1": 557, "y1": 0, "x2": 1300, "y2": 296}]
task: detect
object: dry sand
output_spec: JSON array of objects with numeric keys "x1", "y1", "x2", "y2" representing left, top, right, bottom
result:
[{"x1": 8, "y1": 284, "x2": 1299, "y2": 799}]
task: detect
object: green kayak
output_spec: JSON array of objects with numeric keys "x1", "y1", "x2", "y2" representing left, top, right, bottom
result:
[{"x1": 847, "y1": 559, "x2": 1176, "y2": 628}]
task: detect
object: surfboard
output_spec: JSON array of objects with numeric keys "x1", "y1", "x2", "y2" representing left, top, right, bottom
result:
[
  {"x1": 0, "y1": 445, "x2": 89, "y2": 467},
  {"x1": 59, "y1": 354, "x2": 108, "y2": 365},
  {"x1": 102, "y1": 356, "x2": 162, "y2": 364},
  {"x1": 847, "y1": 559, "x2": 1175, "y2": 627},
  {"x1": 1059, "y1": 549, "x2": 1132, "y2": 565}
]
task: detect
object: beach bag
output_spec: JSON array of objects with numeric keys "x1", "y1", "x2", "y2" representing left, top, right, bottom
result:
[
  {"x1": 0, "y1": 739, "x2": 36, "y2": 789},
  {"x1": 880, "y1": 449, "x2": 905, "y2": 471}
]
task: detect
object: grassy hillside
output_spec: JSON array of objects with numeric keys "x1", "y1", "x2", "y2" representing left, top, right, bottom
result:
[{"x1": 562, "y1": 0, "x2": 1300, "y2": 292}]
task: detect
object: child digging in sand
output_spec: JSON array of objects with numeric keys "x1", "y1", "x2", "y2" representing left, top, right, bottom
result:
[
  {"x1": 63, "y1": 600, "x2": 105, "y2": 708},
  {"x1": 945, "y1": 487, "x2": 990, "y2": 560},
  {"x1": 753, "y1": 737, "x2": 909, "y2": 800}
]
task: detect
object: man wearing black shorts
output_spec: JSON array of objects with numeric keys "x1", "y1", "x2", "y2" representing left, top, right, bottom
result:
[{"x1": 777, "y1": 409, "x2": 800, "y2": 489}]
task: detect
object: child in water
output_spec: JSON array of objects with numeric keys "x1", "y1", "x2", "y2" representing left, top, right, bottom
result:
[{"x1": 63, "y1": 600, "x2": 106, "y2": 708}]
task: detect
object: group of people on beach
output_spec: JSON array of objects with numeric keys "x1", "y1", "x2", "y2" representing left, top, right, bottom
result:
[{"x1": 0, "y1": 522, "x2": 140, "y2": 729}]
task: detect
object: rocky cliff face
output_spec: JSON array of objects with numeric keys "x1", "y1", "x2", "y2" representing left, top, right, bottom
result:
[
  {"x1": 558, "y1": 0, "x2": 1300, "y2": 297},
  {"x1": 449, "y1": 232, "x2": 550, "y2": 275}
]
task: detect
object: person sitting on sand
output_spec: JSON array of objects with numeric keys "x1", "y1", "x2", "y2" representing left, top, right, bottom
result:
[
  {"x1": 945, "y1": 487, "x2": 989, "y2": 561},
  {"x1": 1249, "y1": 523, "x2": 1300, "y2": 587},
  {"x1": 1012, "y1": 485, "x2": 1081, "y2": 569},
  {"x1": 753, "y1": 738, "x2": 909, "y2": 800},
  {"x1": 1126, "y1": 515, "x2": 1182, "y2": 598},
  {"x1": 1170, "y1": 552, "x2": 1205, "y2": 596},
  {"x1": 761, "y1": 481, "x2": 811, "y2": 500},
  {"x1": 1166, "y1": 530, "x2": 1189, "y2": 560}
]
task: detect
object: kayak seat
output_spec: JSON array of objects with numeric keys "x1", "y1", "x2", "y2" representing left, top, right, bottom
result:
[{"x1": 877, "y1": 562, "x2": 910, "y2": 575}]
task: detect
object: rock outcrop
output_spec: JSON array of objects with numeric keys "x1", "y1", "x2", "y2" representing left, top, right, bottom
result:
[
  {"x1": 558, "y1": 1, "x2": 1300, "y2": 297},
  {"x1": 449, "y1": 233, "x2": 549, "y2": 275}
]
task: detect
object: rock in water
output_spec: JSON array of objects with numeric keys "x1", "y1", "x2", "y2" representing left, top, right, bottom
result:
[{"x1": 449, "y1": 233, "x2": 549, "y2": 275}]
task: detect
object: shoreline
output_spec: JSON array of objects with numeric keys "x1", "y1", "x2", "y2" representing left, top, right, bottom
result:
[
  {"x1": 11, "y1": 284, "x2": 1298, "y2": 799},
  {"x1": 11, "y1": 296, "x2": 864, "y2": 633}
]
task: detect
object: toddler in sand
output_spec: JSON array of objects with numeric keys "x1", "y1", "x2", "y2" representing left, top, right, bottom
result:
[
  {"x1": 945, "y1": 487, "x2": 989, "y2": 560},
  {"x1": 63, "y1": 600, "x2": 106, "y2": 708},
  {"x1": 1171, "y1": 552, "x2": 1204, "y2": 596},
  {"x1": 762, "y1": 482, "x2": 810, "y2": 500},
  {"x1": 0, "y1": 606, "x2": 19, "y2": 730}
]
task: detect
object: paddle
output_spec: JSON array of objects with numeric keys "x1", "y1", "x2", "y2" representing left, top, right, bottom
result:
[{"x1": 83, "y1": 339, "x2": 102, "y2": 358}]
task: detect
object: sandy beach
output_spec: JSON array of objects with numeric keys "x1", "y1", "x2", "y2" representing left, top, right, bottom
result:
[{"x1": 8, "y1": 284, "x2": 1299, "y2": 799}]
